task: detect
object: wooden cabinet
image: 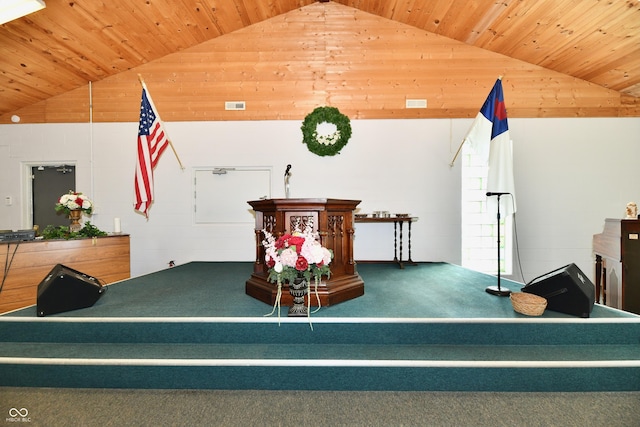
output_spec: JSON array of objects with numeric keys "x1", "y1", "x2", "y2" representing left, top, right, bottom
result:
[
  {"x1": 593, "y1": 219, "x2": 640, "y2": 314},
  {"x1": 0, "y1": 235, "x2": 130, "y2": 314}
]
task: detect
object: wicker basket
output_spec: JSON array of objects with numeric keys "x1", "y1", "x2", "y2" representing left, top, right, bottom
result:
[{"x1": 510, "y1": 292, "x2": 547, "y2": 316}]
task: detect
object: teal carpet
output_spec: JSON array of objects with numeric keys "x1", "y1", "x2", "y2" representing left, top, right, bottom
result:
[
  {"x1": 1, "y1": 262, "x2": 638, "y2": 391},
  {"x1": 3, "y1": 261, "x2": 635, "y2": 319}
]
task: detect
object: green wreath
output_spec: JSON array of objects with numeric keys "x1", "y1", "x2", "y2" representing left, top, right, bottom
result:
[{"x1": 301, "y1": 106, "x2": 351, "y2": 156}]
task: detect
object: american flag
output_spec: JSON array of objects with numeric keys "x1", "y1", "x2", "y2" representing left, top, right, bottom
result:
[{"x1": 134, "y1": 86, "x2": 170, "y2": 217}]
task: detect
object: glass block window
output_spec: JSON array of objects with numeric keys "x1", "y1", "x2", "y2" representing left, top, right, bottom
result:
[{"x1": 461, "y1": 144, "x2": 512, "y2": 275}]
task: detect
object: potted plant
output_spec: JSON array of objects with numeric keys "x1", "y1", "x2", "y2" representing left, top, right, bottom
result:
[{"x1": 55, "y1": 191, "x2": 93, "y2": 232}]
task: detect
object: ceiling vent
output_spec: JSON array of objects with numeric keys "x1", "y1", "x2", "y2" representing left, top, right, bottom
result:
[
  {"x1": 225, "y1": 101, "x2": 246, "y2": 111},
  {"x1": 405, "y1": 99, "x2": 427, "y2": 109}
]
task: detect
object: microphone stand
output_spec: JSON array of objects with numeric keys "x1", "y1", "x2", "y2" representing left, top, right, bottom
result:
[
  {"x1": 486, "y1": 193, "x2": 511, "y2": 296},
  {"x1": 284, "y1": 171, "x2": 290, "y2": 199}
]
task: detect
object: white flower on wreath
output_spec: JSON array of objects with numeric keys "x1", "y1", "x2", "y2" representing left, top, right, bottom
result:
[{"x1": 314, "y1": 121, "x2": 341, "y2": 146}]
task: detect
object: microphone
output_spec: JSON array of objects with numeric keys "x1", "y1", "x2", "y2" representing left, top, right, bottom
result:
[
  {"x1": 486, "y1": 192, "x2": 510, "y2": 196},
  {"x1": 284, "y1": 165, "x2": 291, "y2": 198}
]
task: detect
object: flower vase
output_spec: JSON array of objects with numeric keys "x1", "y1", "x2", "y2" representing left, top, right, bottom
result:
[
  {"x1": 288, "y1": 274, "x2": 308, "y2": 317},
  {"x1": 68, "y1": 209, "x2": 82, "y2": 232}
]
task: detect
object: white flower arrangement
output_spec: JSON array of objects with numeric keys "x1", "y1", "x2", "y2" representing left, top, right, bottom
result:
[
  {"x1": 262, "y1": 221, "x2": 332, "y2": 284},
  {"x1": 55, "y1": 191, "x2": 93, "y2": 215},
  {"x1": 262, "y1": 219, "x2": 333, "y2": 324}
]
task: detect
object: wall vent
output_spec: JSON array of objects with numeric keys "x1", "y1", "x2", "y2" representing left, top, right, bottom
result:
[
  {"x1": 225, "y1": 101, "x2": 246, "y2": 111},
  {"x1": 405, "y1": 99, "x2": 427, "y2": 109}
]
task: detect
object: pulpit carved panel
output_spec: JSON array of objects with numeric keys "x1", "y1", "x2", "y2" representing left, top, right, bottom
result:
[
  {"x1": 285, "y1": 212, "x2": 318, "y2": 234},
  {"x1": 263, "y1": 214, "x2": 276, "y2": 233}
]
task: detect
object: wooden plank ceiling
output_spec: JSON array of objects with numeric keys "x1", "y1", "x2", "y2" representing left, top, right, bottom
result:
[{"x1": 0, "y1": 0, "x2": 638, "y2": 118}]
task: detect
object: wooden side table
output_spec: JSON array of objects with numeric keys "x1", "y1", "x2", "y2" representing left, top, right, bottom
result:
[{"x1": 355, "y1": 216, "x2": 418, "y2": 268}]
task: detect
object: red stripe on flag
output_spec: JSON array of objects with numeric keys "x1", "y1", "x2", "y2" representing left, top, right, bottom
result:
[
  {"x1": 148, "y1": 123, "x2": 168, "y2": 168},
  {"x1": 134, "y1": 86, "x2": 170, "y2": 217}
]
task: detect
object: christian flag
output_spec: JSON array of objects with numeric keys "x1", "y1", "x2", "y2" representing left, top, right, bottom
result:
[
  {"x1": 134, "y1": 85, "x2": 170, "y2": 217},
  {"x1": 464, "y1": 78, "x2": 517, "y2": 216}
]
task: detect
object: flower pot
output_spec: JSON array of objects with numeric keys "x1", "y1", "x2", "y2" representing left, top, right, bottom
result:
[
  {"x1": 288, "y1": 275, "x2": 308, "y2": 317},
  {"x1": 68, "y1": 209, "x2": 82, "y2": 232}
]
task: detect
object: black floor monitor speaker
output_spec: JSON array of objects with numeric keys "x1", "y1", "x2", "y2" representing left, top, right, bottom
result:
[
  {"x1": 37, "y1": 264, "x2": 105, "y2": 317},
  {"x1": 523, "y1": 263, "x2": 595, "y2": 318}
]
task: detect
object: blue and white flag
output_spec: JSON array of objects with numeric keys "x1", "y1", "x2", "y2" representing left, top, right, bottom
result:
[{"x1": 464, "y1": 78, "x2": 516, "y2": 216}]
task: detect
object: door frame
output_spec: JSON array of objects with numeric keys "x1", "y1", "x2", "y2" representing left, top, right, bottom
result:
[{"x1": 21, "y1": 161, "x2": 77, "y2": 229}]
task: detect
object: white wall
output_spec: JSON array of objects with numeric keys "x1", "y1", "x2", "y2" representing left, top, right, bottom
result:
[
  {"x1": 510, "y1": 118, "x2": 640, "y2": 282},
  {"x1": 1, "y1": 118, "x2": 638, "y2": 284}
]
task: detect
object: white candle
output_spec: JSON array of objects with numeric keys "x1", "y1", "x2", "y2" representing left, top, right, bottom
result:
[{"x1": 114, "y1": 217, "x2": 121, "y2": 233}]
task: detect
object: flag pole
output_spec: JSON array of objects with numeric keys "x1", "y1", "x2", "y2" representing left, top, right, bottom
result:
[
  {"x1": 137, "y1": 74, "x2": 185, "y2": 170},
  {"x1": 449, "y1": 75, "x2": 504, "y2": 167},
  {"x1": 449, "y1": 137, "x2": 466, "y2": 167}
]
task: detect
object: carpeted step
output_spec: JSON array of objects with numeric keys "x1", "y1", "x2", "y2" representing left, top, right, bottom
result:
[
  {"x1": 1, "y1": 319, "x2": 639, "y2": 391},
  {"x1": 2, "y1": 318, "x2": 639, "y2": 346},
  {"x1": 0, "y1": 342, "x2": 638, "y2": 391},
  {"x1": 2, "y1": 342, "x2": 639, "y2": 363}
]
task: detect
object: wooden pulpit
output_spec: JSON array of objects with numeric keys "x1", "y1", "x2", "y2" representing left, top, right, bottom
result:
[{"x1": 246, "y1": 198, "x2": 364, "y2": 306}]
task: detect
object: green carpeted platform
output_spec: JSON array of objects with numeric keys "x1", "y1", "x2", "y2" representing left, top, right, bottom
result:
[
  {"x1": 4, "y1": 262, "x2": 636, "y2": 319},
  {"x1": 0, "y1": 262, "x2": 639, "y2": 391}
]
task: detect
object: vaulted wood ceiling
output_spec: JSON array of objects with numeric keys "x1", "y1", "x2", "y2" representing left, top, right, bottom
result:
[{"x1": 0, "y1": 0, "x2": 638, "y2": 118}]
